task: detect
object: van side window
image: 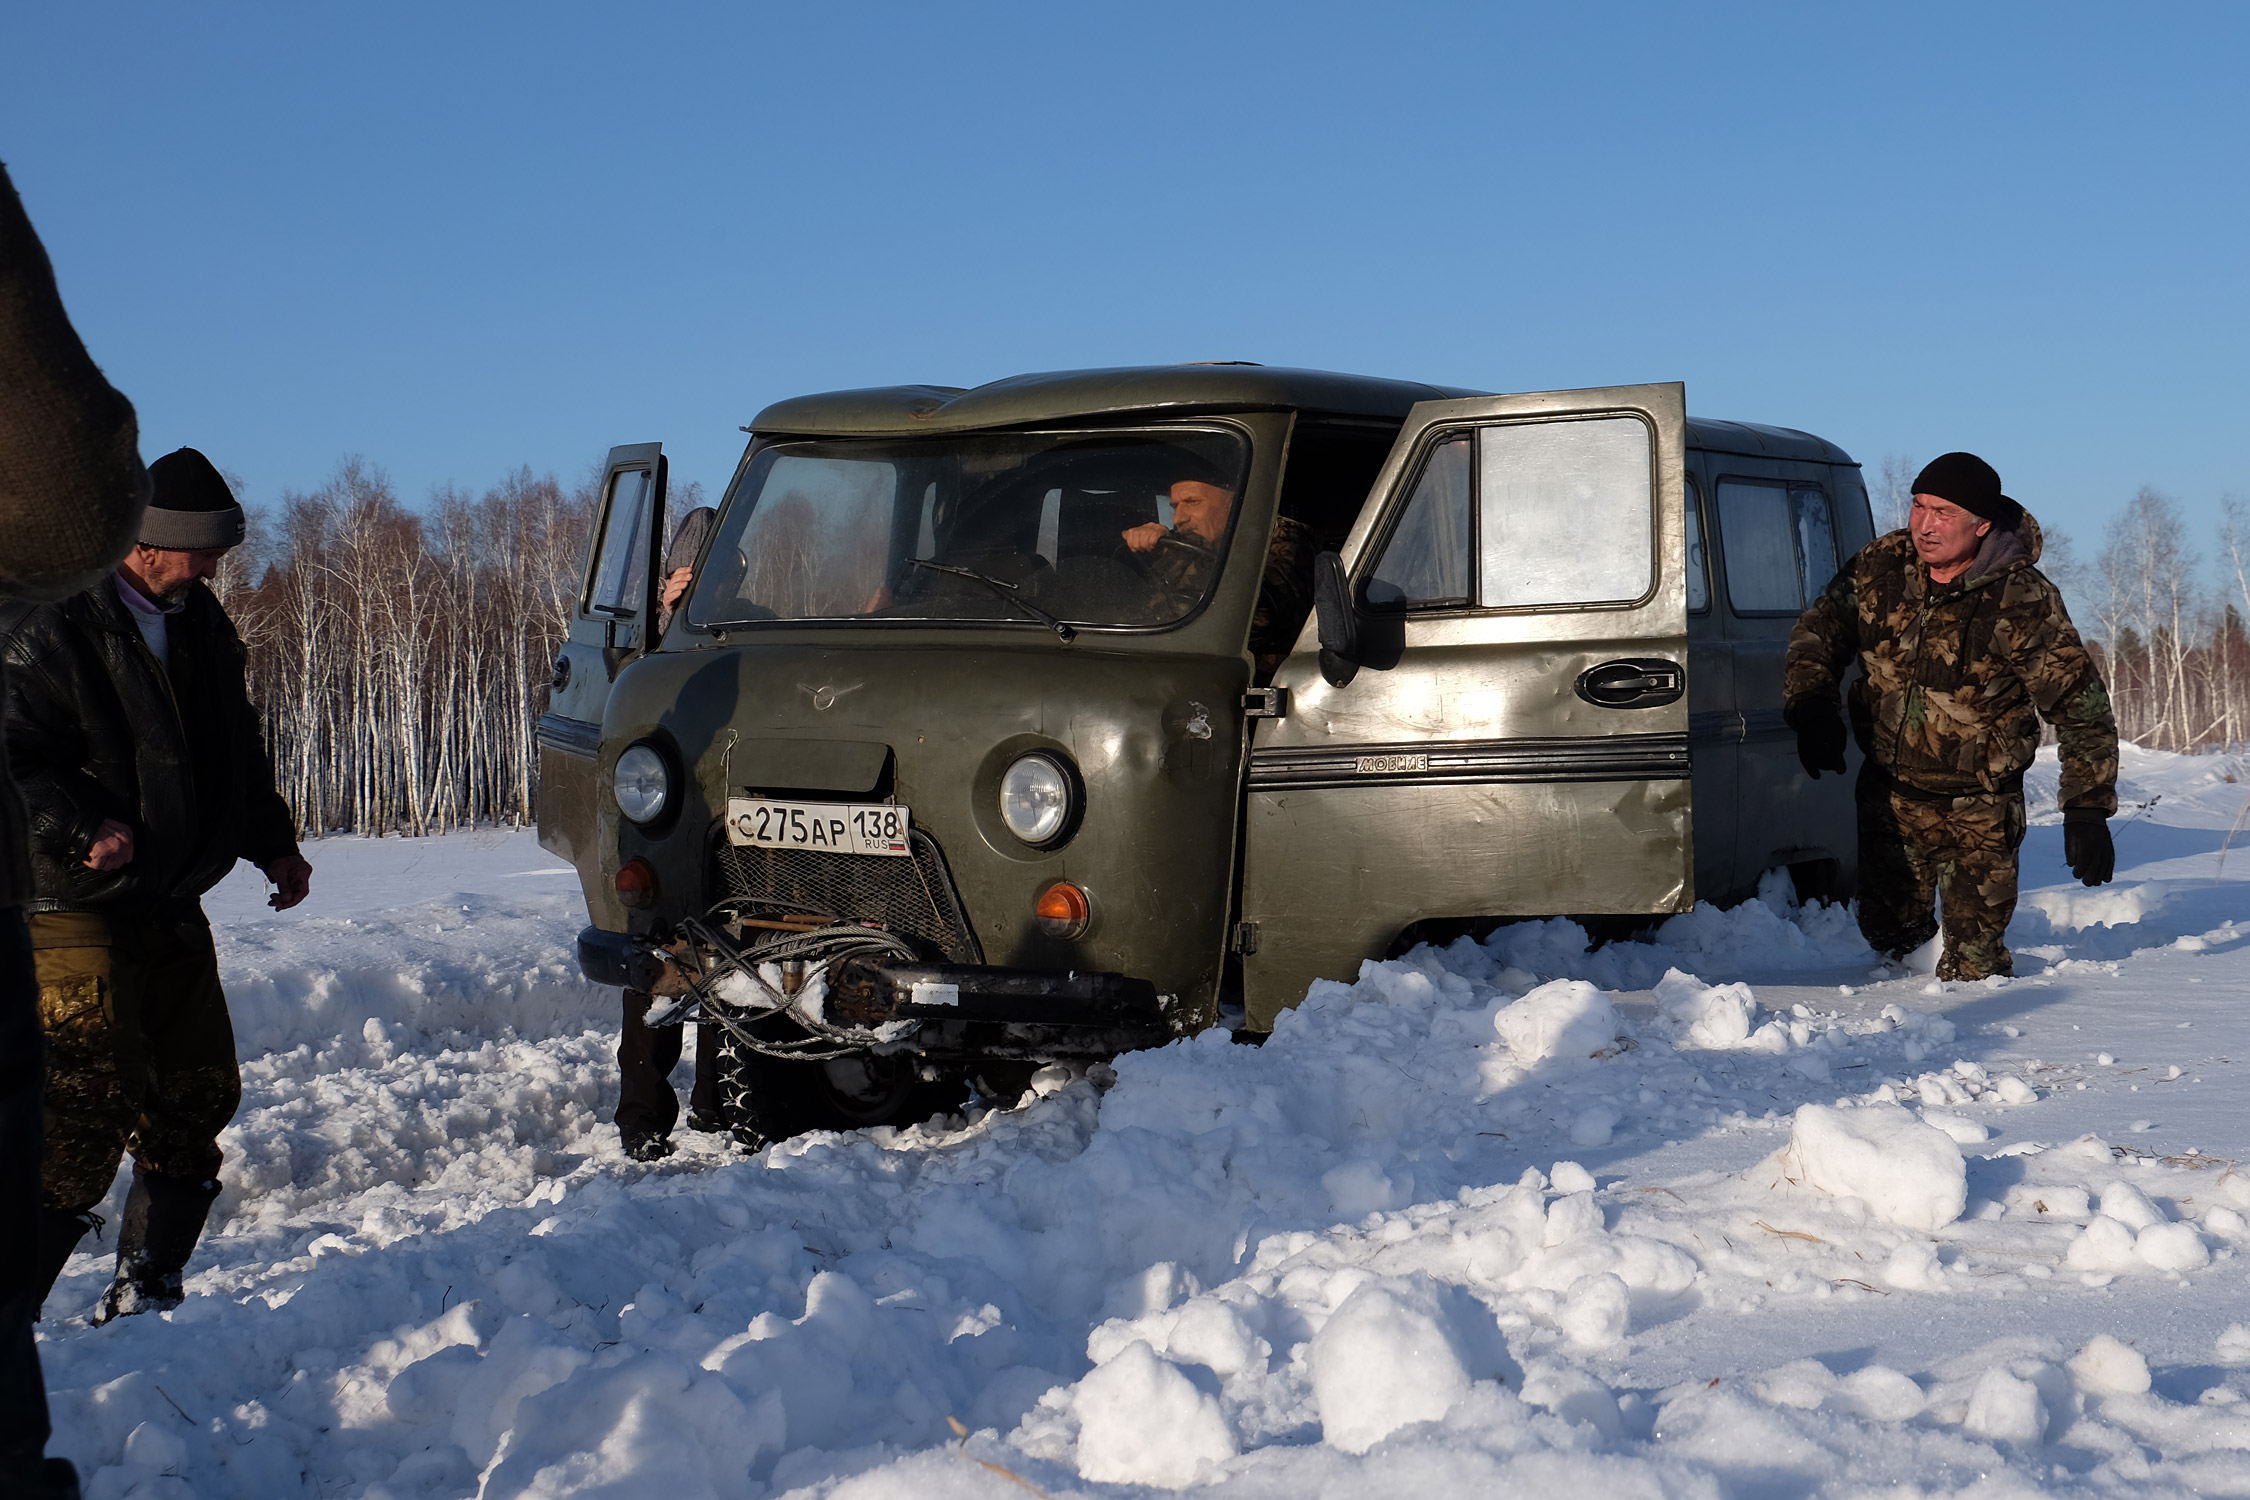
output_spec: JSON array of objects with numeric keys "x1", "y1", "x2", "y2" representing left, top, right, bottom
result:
[
  {"x1": 1685, "y1": 476, "x2": 1710, "y2": 614},
  {"x1": 1365, "y1": 434, "x2": 1471, "y2": 608},
  {"x1": 1716, "y1": 478, "x2": 1838, "y2": 614},
  {"x1": 1479, "y1": 416, "x2": 1652, "y2": 608}
]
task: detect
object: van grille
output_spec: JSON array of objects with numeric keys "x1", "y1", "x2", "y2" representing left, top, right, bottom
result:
[{"x1": 708, "y1": 827, "x2": 983, "y2": 963}]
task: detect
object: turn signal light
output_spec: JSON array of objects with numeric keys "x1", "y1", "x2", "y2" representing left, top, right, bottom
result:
[
  {"x1": 1035, "y1": 881, "x2": 1090, "y2": 940},
  {"x1": 615, "y1": 858, "x2": 658, "y2": 910}
]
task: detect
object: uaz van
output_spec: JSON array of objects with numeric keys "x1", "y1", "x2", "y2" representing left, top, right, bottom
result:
[{"x1": 538, "y1": 367, "x2": 1870, "y2": 1144}]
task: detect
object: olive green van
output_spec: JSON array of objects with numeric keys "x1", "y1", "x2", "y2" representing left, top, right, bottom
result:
[{"x1": 538, "y1": 366, "x2": 1870, "y2": 1144}]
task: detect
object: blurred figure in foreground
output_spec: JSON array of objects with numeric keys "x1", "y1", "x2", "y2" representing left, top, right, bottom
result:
[{"x1": 0, "y1": 156, "x2": 152, "y2": 1500}]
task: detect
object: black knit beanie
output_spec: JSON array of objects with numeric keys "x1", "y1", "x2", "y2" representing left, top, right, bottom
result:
[
  {"x1": 1912, "y1": 452, "x2": 2021, "y2": 528},
  {"x1": 142, "y1": 447, "x2": 246, "y2": 550}
]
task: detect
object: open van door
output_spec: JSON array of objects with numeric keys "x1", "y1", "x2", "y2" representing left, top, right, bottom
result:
[
  {"x1": 536, "y1": 443, "x2": 667, "y2": 869},
  {"x1": 1239, "y1": 385, "x2": 1691, "y2": 1030}
]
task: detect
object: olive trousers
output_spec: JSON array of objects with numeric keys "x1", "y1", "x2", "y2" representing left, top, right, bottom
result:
[
  {"x1": 29, "y1": 910, "x2": 240, "y2": 1217},
  {"x1": 1856, "y1": 767, "x2": 2027, "y2": 982}
]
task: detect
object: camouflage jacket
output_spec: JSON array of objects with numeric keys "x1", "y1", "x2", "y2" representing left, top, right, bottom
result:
[
  {"x1": 1784, "y1": 514, "x2": 2118, "y2": 813},
  {"x1": 1144, "y1": 513, "x2": 1317, "y2": 682}
]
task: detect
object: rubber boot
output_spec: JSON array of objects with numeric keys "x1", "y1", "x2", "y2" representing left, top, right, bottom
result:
[
  {"x1": 30, "y1": 1205, "x2": 97, "y2": 1315},
  {"x1": 90, "y1": 1171, "x2": 219, "y2": 1326}
]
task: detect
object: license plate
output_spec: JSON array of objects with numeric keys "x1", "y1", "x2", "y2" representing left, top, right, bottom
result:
[{"x1": 725, "y1": 798, "x2": 912, "y2": 857}]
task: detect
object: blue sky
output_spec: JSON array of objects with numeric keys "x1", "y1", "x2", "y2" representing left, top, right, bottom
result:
[{"x1": 5, "y1": 3, "x2": 2246, "y2": 556}]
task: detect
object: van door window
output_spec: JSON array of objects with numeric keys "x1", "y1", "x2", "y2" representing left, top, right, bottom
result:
[
  {"x1": 1685, "y1": 475, "x2": 1710, "y2": 615},
  {"x1": 1364, "y1": 434, "x2": 1471, "y2": 608},
  {"x1": 588, "y1": 467, "x2": 655, "y2": 617},
  {"x1": 1479, "y1": 416, "x2": 1652, "y2": 608},
  {"x1": 1716, "y1": 478, "x2": 1838, "y2": 614}
]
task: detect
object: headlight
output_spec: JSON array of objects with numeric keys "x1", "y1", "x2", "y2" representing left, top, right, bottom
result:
[
  {"x1": 999, "y1": 753, "x2": 1074, "y2": 845},
  {"x1": 613, "y1": 744, "x2": 670, "y2": 823}
]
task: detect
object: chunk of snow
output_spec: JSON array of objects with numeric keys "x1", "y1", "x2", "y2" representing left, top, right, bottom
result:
[
  {"x1": 1549, "y1": 1161, "x2": 1597, "y2": 1195},
  {"x1": 1835, "y1": 1365, "x2": 1925, "y2": 1422},
  {"x1": 1995, "y1": 1076, "x2": 2038, "y2": 1105},
  {"x1": 1883, "y1": 1241, "x2": 1947, "y2": 1292},
  {"x1": 1963, "y1": 1366, "x2": 2047, "y2": 1444},
  {"x1": 2137, "y1": 1222, "x2": 2210, "y2": 1272},
  {"x1": 1774, "y1": 1103, "x2": 1967, "y2": 1230},
  {"x1": 2098, "y1": 1180, "x2": 2165, "y2": 1231},
  {"x1": 1920, "y1": 1109, "x2": 1989, "y2": 1145},
  {"x1": 1073, "y1": 1341, "x2": 1237, "y2": 1488},
  {"x1": 2024, "y1": 880, "x2": 2169, "y2": 932},
  {"x1": 1753, "y1": 1359, "x2": 1835, "y2": 1409},
  {"x1": 1493, "y1": 979, "x2": 1619, "y2": 1063},
  {"x1": 1310, "y1": 1279, "x2": 1474, "y2": 1454},
  {"x1": 2068, "y1": 1335, "x2": 2151, "y2": 1395},
  {"x1": 1557, "y1": 1273, "x2": 1631, "y2": 1347},
  {"x1": 1654, "y1": 970, "x2": 1760, "y2": 1049},
  {"x1": 1543, "y1": 1191, "x2": 1602, "y2": 1247},
  {"x1": 1164, "y1": 1300, "x2": 1270, "y2": 1381},
  {"x1": 2064, "y1": 1217, "x2": 2142, "y2": 1274},
  {"x1": 2217, "y1": 1324, "x2": 2250, "y2": 1365}
]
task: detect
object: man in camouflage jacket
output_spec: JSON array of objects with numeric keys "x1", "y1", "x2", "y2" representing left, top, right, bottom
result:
[
  {"x1": 1123, "y1": 462, "x2": 1315, "y2": 685},
  {"x1": 1784, "y1": 451, "x2": 2118, "y2": 980}
]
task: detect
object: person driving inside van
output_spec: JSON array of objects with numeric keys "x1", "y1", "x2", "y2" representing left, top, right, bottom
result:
[{"x1": 1121, "y1": 457, "x2": 1316, "y2": 683}]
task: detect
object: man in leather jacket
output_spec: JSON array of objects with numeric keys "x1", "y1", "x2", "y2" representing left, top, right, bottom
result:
[
  {"x1": 0, "y1": 447, "x2": 311, "y2": 1330},
  {"x1": 1784, "y1": 451, "x2": 2117, "y2": 980}
]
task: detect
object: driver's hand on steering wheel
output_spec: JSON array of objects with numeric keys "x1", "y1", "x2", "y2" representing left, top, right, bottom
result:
[{"x1": 1120, "y1": 522, "x2": 1169, "y2": 554}]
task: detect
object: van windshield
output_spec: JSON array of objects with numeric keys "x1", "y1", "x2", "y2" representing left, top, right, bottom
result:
[{"x1": 685, "y1": 427, "x2": 1250, "y2": 630}]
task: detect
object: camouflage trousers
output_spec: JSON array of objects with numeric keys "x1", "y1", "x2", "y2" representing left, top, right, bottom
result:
[
  {"x1": 29, "y1": 909, "x2": 240, "y2": 1215},
  {"x1": 1856, "y1": 767, "x2": 2027, "y2": 981}
]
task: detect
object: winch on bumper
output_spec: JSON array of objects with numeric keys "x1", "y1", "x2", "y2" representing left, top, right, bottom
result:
[{"x1": 576, "y1": 925, "x2": 1178, "y2": 1061}]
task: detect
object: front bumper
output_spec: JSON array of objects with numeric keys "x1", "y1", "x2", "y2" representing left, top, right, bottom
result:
[
  {"x1": 578, "y1": 926, "x2": 672, "y2": 991},
  {"x1": 575, "y1": 926, "x2": 1175, "y2": 1060}
]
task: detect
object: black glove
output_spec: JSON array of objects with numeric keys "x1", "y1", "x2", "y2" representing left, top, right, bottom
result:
[
  {"x1": 2064, "y1": 809, "x2": 2115, "y2": 886},
  {"x1": 1784, "y1": 702, "x2": 1848, "y2": 779}
]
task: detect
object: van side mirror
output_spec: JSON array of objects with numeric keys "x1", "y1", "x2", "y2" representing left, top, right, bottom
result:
[{"x1": 1313, "y1": 551, "x2": 1359, "y2": 688}]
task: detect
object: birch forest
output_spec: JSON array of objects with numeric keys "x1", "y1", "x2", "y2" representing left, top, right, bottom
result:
[{"x1": 215, "y1": 460, "x2": 591, "y2": 836}]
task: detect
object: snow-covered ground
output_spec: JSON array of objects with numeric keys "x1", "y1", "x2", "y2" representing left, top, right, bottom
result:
[{"x1": 37, "y1": 743, "x2": 2250, "y2": 1498}]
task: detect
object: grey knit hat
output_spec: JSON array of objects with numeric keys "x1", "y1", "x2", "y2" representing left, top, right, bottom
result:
[{"x1": 141, "y1": 447, "x2": 245, "y2": 550}]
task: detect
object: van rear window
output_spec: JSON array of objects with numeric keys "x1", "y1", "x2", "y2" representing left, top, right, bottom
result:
[{"x1": 1716, "y1": 479, "x2": 1837, "y2": 615}]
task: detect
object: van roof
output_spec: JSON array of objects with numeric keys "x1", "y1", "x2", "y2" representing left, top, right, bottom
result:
[
  {"x1": 748, "y1": 364, "x2": 1476, "y2": 437},
  {"x1": 1686, "y1": 417, "x2": 1857, "y2": 467},
  {"x1": 748, "y1": 365, "x2": 1857, "y2": 467}
]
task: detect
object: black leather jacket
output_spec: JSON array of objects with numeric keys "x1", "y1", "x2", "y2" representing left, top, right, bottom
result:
[{"x1": 0, "y1": 578, "x2": 298, "y2": 914}]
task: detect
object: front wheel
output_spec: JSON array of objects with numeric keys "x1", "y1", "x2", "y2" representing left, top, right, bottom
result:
[{"x1": 714, "y1": 1019, "x2": 965, "y2": 1149}]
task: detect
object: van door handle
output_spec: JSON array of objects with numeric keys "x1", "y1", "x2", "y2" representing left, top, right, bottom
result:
[{"x1": 1575, "y1": 658, "x2": 1685, "y2": 709}]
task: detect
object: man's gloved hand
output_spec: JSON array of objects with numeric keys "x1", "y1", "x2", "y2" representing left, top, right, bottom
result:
[
  {"x1": 1783, "y1": 702, "x2": 1848, "y2": 779},
  {"x1": 2064, "y1": 809, "x2": 2115, "y2": 886}
]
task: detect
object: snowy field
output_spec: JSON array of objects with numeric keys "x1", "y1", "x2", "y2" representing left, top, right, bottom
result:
[{"x1": 36, "y1": 743, "x2": 2250, "y2": 1498}]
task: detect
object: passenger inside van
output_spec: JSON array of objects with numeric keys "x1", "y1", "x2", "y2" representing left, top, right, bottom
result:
[{"x1": 1122, "y1": 454, "x2": 1316, "y2": 683}]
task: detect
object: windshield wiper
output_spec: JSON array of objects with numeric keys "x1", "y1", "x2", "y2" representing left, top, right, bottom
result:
[{"x1": 907, "y1": 559, "x2": 1077, "y2": 642}]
